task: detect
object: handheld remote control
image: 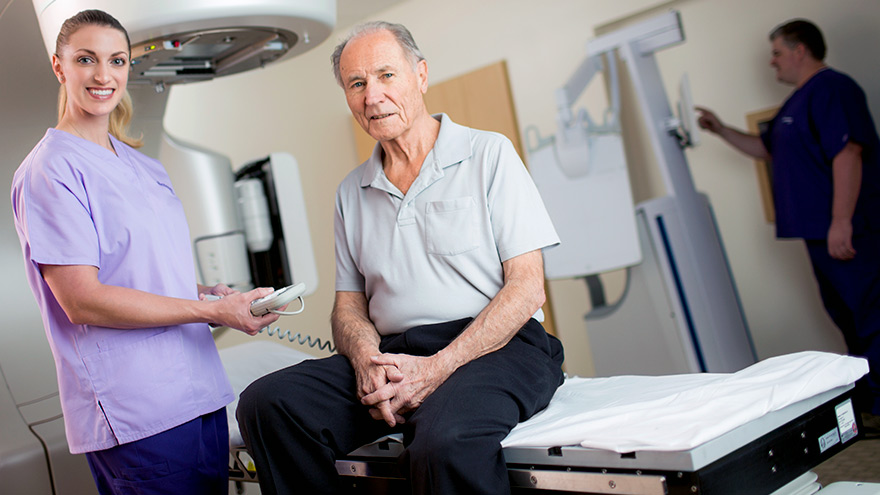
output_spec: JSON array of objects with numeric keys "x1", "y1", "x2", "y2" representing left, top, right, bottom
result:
[{"x1": 250, "y1": 283, "x2": 306, "y2": 316}]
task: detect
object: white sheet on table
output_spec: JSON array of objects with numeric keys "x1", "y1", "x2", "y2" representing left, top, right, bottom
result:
[
  {"x1": 219, "y1": 341, "x2": 314, "y2": 447},
  {"x1": 501, "y1": 351, "x2": 868, "y2": 453}
]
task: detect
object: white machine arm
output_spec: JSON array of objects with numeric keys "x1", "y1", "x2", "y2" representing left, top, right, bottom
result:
[
  {"x1": 531, "y1": 9, "x2": 756, "y2": 376},
  {"x1": 587, "y1": 10, "x2": 684, "y2": 57},
  {"x1": 553, "y1": 54, "x2": 622, "y2": 178},
  {"x1": 555, "y1": 55, "x2": 620, "y2": 131}
]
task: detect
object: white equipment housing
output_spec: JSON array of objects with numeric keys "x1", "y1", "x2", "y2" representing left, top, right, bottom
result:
[
  {"x1": 33, "y1": 0, "x2": 334, "y2": 82},
  {"x1": 159, "y1": 134, "x2": 319, "y2": 295},
  {"x1": 0, "y1": 1, "x2": 333, "y2": 493},
  {"x1": 529, "y1": 11, "x2": 756, "y2": 375}
]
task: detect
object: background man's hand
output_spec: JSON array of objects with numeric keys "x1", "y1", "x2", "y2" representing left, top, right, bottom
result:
[
  {"x1": 695, "y1": 106, "x2": 724, "y2": 134},
  {"x1": 827, "y1": 218, "x2": 856, "y2": 260}
]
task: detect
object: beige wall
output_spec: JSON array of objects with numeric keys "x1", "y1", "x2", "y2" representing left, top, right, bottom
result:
[{"x1": 164, "y1": 0, "x2": 879, "y2": 374}]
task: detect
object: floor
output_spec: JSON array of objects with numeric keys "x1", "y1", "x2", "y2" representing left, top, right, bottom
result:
[{"x1": 814, "y1": 435, "x2": 880, "y2": 485}]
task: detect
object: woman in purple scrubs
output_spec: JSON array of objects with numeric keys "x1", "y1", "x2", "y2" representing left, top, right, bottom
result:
[{"x1": 11, "y1": 9, "x2": 280, "y2": 494}]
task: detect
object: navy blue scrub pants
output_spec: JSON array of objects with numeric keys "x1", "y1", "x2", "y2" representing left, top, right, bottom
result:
[
  {"x1": 806, "y1": 233, "x2": 880, "y2": 415},
  {"x1": 237, "y1": 317, "x2": 565, "y2": 495},
  {"x1": 85, "y1": 408, "x2": 229, "y2": 495}
]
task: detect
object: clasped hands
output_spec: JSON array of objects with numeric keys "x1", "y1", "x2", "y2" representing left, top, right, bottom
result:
[{"x1": 356, "y1": 353, "x2": 450, "y2": 427}]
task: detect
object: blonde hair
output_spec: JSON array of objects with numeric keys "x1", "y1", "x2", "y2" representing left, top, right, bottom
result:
[{"x1": 55, "y1": 9, "x2": 143, "y2": 148}]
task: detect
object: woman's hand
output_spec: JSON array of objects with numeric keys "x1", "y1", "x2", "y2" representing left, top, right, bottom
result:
[{"x1": 203, "y1": 287, "x2": 281, "y2": 335}]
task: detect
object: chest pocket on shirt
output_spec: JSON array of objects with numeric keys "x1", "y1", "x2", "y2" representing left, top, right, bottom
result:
[{"x1": 426, "y1": 197, "x2": 480, "y2": 256}]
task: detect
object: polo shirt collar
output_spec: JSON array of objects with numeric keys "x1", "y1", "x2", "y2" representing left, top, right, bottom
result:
[
  {"x1": 359, "y1": 113, "x2": 473, "y2": 189},
  {"x1": 432, "y1": 113, "x2": 472, "y2": 169}
]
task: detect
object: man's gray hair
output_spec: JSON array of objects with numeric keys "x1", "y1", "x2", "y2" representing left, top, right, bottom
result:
[{"x1": 330, "y1": 21, "x2": 425, "y2": 87}]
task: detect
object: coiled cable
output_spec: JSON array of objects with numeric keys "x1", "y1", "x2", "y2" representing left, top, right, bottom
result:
[{"x1": 258, "y1": 325, "x2": 336, "y2": 354}]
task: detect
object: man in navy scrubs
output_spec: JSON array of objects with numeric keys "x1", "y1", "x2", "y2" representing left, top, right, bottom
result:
[{"x1": 696, "y1": 19, "x2": 880, "y2": 428}]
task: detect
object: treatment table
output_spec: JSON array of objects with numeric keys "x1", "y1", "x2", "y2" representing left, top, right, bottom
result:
[{"x1": 219, "y1": 343, "x2": 875, "y2": 494}]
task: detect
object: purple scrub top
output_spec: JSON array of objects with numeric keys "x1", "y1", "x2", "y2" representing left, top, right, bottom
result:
[{"x1": 11, "y1": 129, "x2": 233, "y2": 454}]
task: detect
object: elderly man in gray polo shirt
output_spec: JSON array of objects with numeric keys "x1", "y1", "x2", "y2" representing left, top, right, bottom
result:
[{"x1": 237, "y1": 21, "x2": 565, "y2": 495}]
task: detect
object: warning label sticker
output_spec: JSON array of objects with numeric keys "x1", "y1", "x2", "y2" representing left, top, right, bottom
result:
[
  {"x1": 836, "y1": 399, "x2": 858, "y2": 444},
  {"x1": 818, "y1": 428, "x2": 840, "y2": 454}
]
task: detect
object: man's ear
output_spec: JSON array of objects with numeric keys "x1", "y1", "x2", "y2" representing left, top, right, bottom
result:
[
  {"x1": 417, "y1": 59, "x2": 429, "y2": 94},
  {"x1": 794, "y1": 42, "x2": 810, "y2": 62}
]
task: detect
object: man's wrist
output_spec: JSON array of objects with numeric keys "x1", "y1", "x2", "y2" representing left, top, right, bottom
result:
[
  {"x1": 432, "y1": 347, "x2": 463, "y2": 380},
  {"x1": 342, "y1": 337, "x2": 379, "y2": 367}
]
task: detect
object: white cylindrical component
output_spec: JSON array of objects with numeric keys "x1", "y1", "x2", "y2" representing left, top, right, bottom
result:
[
  {"x1": 195, "y1": 233, "x2": 253, "y2": 290},
  {"x1": 235, "y1": 179, "x2": 274, "y2": 252},
  {"x1": 159, "y1": 132, "x2": 242, "y2": 238},
  {"x1": 32, "y1": 0, "x2": 335, "y2": 63}
]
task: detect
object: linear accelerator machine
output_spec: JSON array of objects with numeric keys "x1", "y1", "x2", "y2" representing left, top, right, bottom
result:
[{"x1": 0, "y1": 1, "x2": 332, "y2": 493}]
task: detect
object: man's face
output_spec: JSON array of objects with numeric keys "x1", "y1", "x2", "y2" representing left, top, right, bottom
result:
[
  {"x1": 339, "y1": 30, "x2": 428, "y2": 143},
  {"x1": 769, "y1": 36, "x2": 800, "y2": 85}
]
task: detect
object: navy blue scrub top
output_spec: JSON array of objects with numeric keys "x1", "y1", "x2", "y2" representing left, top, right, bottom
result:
[{"x1": 761, "y1": 68, "x2": 880, "y2": 239}]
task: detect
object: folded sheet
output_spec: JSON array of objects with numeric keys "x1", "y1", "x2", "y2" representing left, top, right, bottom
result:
[{"x1": 501, "y1": 351, "x2": 868, "y2": 453}]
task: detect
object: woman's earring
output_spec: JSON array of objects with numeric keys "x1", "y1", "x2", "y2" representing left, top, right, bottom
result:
[{"x1": 60, "y1": 76, "x2": 66, "y2": 83}]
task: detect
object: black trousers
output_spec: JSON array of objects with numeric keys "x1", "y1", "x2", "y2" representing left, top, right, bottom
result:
[{"x1": 236, "y1": 317, "x2": 565, "y2": 495}]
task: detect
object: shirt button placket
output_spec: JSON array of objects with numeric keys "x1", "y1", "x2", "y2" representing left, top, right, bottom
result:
[{"x1": 398, "y1": 200, "x2": 416, "y2": 226}]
